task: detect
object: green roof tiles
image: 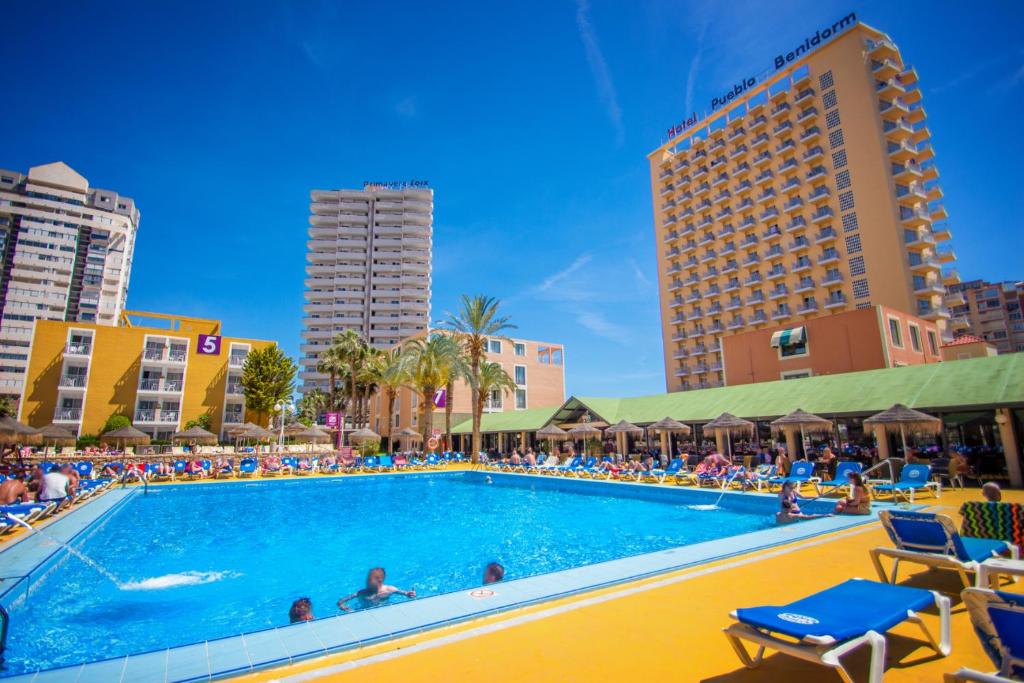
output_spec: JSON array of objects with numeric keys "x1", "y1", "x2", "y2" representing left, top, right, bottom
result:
[{"x1": 452, "y1": 354, "x2": 1024, "y2": 434}]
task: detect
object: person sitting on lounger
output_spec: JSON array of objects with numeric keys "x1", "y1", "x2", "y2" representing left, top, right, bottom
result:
[
  {"x1": 296, "y1": 457, "x2": 313, "y2": 472},
  {"x1": 100, "y1": 462, "x2": 119, "y2": 478},
  {"x1": 337, "y1": 567, "x2": 416, "y2": 612},
  {"x1": 155, "y1": 460, "x2": 174, "y2": 477},
  {"x1": 483, "y1": 562, "x2": 505, "y2": 584},
  {"x1": 833, "y1": 472, "x2": 871, "y2": 515},
  {"x1": 61, "y1": 464, "x2": 80, "y2": 497},
  {"x1": 185, "y1": 459, "x2": 206, "y2": 478},
  {"x1": 38, "y1": 465, "x2": 70, "y2": 508},
  {"x1": 0, "y1": 476, "x2": 29, "y2": 505},
  {"x1": 215, "y1": 457, "x2": 233, "y2": 475},
  {"x1": 776, "y1": 481, "x2": 829, "y2": 524},
  {"x1": 289, "y1": 597, "x2": 314, "y2": 623},
  {"x1": 262, "y1": 455, "x2": 283, "y2": 473}
]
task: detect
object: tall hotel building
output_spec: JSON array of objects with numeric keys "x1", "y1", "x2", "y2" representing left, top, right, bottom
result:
[
  {"x1": 0, "y1": 162, "x2": 138, "y2": 399},
  {"x1": 649, "y1": 19, "x2": 956, "y2": 392},
  {"x1": 300, "y1": 184, "x2": 432, "y2": 392}
]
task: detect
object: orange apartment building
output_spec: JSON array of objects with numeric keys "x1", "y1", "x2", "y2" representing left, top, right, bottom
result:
[
  {"x1": 946, "y1": 279, "x2": 1024, "y2": 354},
  {"x1": 721, "y1": 305, "x2": 943, "y2": 386},
  {"x1": 368, "y1": 334, "x2": 565, "y2": 442},
  {"x1": 649, "y1": 16, "x2": 956, "y2": 392}
]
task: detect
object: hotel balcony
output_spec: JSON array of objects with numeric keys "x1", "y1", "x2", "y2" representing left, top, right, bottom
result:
[
  {"x1": 770, "y1": 102, "x2": 791, "y2": 119},
  {"x1": 815, "y1": 228, "x2": 838, "y2": 244},
  {"x1": 794, "y1": 88, "x2": 815, "y2": 105},
  {"x1": 751, "y1": 311, "x2": 769, "y2": 324},
  {"x1": 810, "y1": 208, "x2": 834, "y2": 225},
  {"x1": 818, "y1": 251, "x2": 840, "y2": 266},
  {"x1": 794, "y1": 278, "x2": 815, "y2": 294},
  {"x1": 663, "y1": 231, "x2": 679, "y2": 244},
  {"x1": 65, "y1": 342, "x2": 92, "y2": 357},
  {"x1": 883, "y1": 119, "x2": 914, "y2": 141},
  {"x1": 778, "y1": 158, "x2": 800, "y2": 175},
  {"x1": 709, "y1": 322, "x2": 725, "y2": 333},
  {"x1": 746, "y1": 292, "x2": 766, "y2": 305},
  {"x1": 806, "y1": 166, "x2": 828, "y2": 183},
  {"x1": 767, "y1": 268, "x2": 787, "y2": 282},
  {"x1": 798, "y1": 300, "x2": 819, "y2": 314},
  {"x1": 659, "y1": 185, "x2": 674, "y2": 197},
  {"x1": 698, "y1": 251, "x2": 717, "y2": 264},
  {"x1": 783, "y1": 198, "x2": 804, "y2": 215},
  {"x1": 756, "y1": 190, "x2": 777, "y2": 206},
  {"x1": 658, "y1": 169, "x2": 673, "y2": 180},
  {"x1": 694, "y1": 183, "x2": 711, "y2": 198},
  {"x1": 824, "y1": 293, "x2": 847, "y2": 309},
  {"x1": 868, "y1": 38, "x2": 899, "y2": 61},
  {"x1": 950, "y1": 315, "x2": 970, "y2": 331},
  {"x1": 780, "y1": 177, "x2": 801, "y2": 194},
  {"x1": 661, "y1": 216, "x2": 678, "y2": 228},
  {"x1": 53, "y1": 408, "x2": 83, "y2": 422},
  {"x1": 942, "y1": 268, "x2": 961, "y2": 286},
  {"x1": 760, "y1": 207, "x2": 780, "y2": 221},
  {"x1": 936, "y1": 247, "x2": 956, "y2": 264},
  {"x1": 743, "y1": 274, "x2": 763, "y2": 286},
  {"x1": 919, "y1": 305, "x2": 952, "y2": 321},
  {"x1": 143, "y1": 347, "x2": 188, "y2": 365},
  {"x1": 893, "y1": 163, "x2": 923, "y2": 182},
  {"x1": 775, "y1": 140, "x2": 796, "y2": 156},
  {"x1": 796, "y1": 107, "x2": 818, "y2": 124},
  {"x1": 931, "y1": 203, "x2": 949, "y2": 221},
  {"x1": 873, "y1": 58, "x2": 901, "y2": 80},
  {"x1": 904, "y1": 229, "x2": 936, "y2": 250},
  {"x1": 697, "y1": 216, "x2": 713, "y2": 230},
  {"x1": 901, "y1": 208, "x2": 931, "y2": 228},
  {"x1": 728, "y1": 144, "x2": 748, "y2": 160},
  {"x1": 771, "y1": 308, "x2": 792, "y2": 321},
  {"x1": 788, "y1": 239, "x2": 810, "y2": 253},
  {"x1": 752, "y1": 152, "x2": 772, "y2": 168},
  {"x1": 693, "y1": 166, "x2": 709, "y2": 181},
  {"x1": 822, "y1": 271, "x2": 844, "y2": 285},
  {"x1": 58, "y1": 375, "x2": 87, "y2": 390},
  {"x1": 734, "y1": 181, "x2": 754, "y2": 197},
  {"x1": 226, "y1": 380, "x2": 244, "y2": 396},
  {"x1": 138, "y1": 378, "x2": 184, "y2": 393},
  {"x1": 792, "y1": 259, "x2": 813, "y2": 274},
  {"x1": 727, "y1": 317, "x2": 746, "y2": 330},
  {"x1": 762, "y1": 226, "x2": 783, "y2": 240},
  {"x1": 742, "y1": 254, "x2": 760, "y2": 267},
  {"x1": 914, "y1": 279, "x2": 946, "y2": 296},
  {"x1": 672, "y1": 347, "x2": 689, "y2": 360},
  {"x1": 134, "y1": 409, "x2": 181, "y2": 424},
  {"x1": 725, "y1": 298, "x2": 742, "y2": 311},
  {"x1": 800, "y1": 125, "x2": 821, "y2": 143},
  {"x1": 733, "y1": 163, "x2": 751, "y2": 178},
  {"x1": 700, "y1": 269, "x2": 718, "y2": 281},
  {"x1": 773, "y1": 121, "x2": 793, "y2": 137},
  {"x1": 909, "y1": 256, "x2": 940, "y2": 273},
  {"x1": 671, "y1": 332, "x2": 687, "y2": 342},
  {"x1": 751, "y1": 133, "x2": 770, "y2": 149}
]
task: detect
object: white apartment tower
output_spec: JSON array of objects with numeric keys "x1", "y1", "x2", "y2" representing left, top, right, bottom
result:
[
  {"x1": 0, "y1": 162, "x2": 138, "y2": 398},
  {"x1": 300, "y1": 184, "x2": 432, "y2": 392}
]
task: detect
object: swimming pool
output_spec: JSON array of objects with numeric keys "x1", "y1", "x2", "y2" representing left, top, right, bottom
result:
[{"x1": 1, "y1": 471, "x2": 863, "y2": 680}]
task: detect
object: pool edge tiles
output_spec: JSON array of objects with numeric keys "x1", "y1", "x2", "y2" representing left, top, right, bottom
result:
[{"x1": 0, "y1": 471, "x2": 882, "y2": 682}]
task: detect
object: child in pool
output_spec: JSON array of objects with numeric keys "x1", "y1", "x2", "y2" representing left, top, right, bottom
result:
[
  {"x1": 776, "y1": 481, "x2": 830, "y2": 524},
  {"x1": 337, "y1": 567, "x2": 416, "y2": 612}
]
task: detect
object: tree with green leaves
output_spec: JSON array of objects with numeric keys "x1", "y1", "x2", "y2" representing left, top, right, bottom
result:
[
  {"x1": 0, "y1": 396, "x2": 14, "y2": 418},
  {"x1": 297, "y1": 388, "x2": 326, "y2": 425},
  {"x1": 474, "y1": 362, "x2": 517, "y2": 450},
  {"x1": 401, "y1": 334, "x2": 463, "y2": 444},
  {"x1": 184, "y1": 413, "x2": 212, "y2": 431},
  {"x1": 315, "y1": 346, "x2": 346, "y2": 413},
  {"x1": 363, "y1": 347, "x2": 408, "y2": 453},
  {"x1": 442, "y1": 295, "x2": 516, "y2": 462},
  {"x1": 101, "y1": 413, "x2": 131, "y2": 434},
  {"x1": 331, "y1": 329, "x2": 367, "y2": 428},
  {"x1": 240, "y1": 345, "x2": 297, "y2": 427}
]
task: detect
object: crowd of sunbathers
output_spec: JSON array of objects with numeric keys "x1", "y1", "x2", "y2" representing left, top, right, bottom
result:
[
  {"x1": 0, "y1": 462, "x2": 81, "y2": 509},
  {"x1": 288, "y1": 562, "x2": 505, "y2": 623}
]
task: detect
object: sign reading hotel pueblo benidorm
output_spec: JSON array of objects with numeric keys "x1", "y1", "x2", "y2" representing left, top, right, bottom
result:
[
  {"x1": 665, "y1": 11, "x2": 857, "y2": 140},
  {"x1": 362, "y1": 180, "x2": 430, "y2": 190}
]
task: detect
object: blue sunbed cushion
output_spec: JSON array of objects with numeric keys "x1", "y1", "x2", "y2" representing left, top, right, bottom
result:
[
  {"x1": 959, "y1": 537, "x2": 1011, "y2": 563},
  {"x1": 735, "y1": 579, "x2": 935, "y2": 642}
]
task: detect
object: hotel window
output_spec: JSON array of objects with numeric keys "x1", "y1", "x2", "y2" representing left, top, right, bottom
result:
[
  {"x1": 826, "y1": 110, "x2": 841, "y2": 129},
  {"x1": 514, "y1": 342, "x2": 525, "y2": 356},
  {"x1": 831, "y1": 150, "x2": 848, "y2": 169},
  {"x1": 781, "y1": 369, "x2": 812, "y2": 380},
  {"x1": 845, "y1": 234, "x2": 862, "y2": 254},
  {"x1": 828, "y1": 130, "x2": 844, "y2": 150},
  {"x1": 819, "y1": 70, "x2": 834, "y2": 89},
  {"x1": 888, "y1": 317, "x2": 903, "y2": 348},
  {"x1": 838, "y1": 191, "x2": 855, "y2": 211},
  {"x1": 909, "y1": 324, "x2": 922, "y2": 352},
  {"x1": 514, "y1": 365, "x2": 526, "y2": 386},
  {"x1": 488, "y1": 339, "x2": 502, "y2": 354},
  {"x1": 823, "y1": 90, "x2": 838, "y2": 109},
  {"x1": 489, "y1": 389, "x2": 503, "y2": 409},
  {"x1": 515, "y1": 389, "x2": 526, "y2": 410},
  {"x1": 835, "y1": 170, "x2": 851, "y2": 190},
  {"x1": 852, "y1": 278, "x2": 870, "y2": 299},
  {"x1": 842, "y1": 212, "x2": 859, "y2": 232}
]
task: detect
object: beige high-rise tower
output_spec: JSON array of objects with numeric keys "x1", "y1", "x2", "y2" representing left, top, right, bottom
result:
[
  {"x1": 300, "y1": 183, "x2": 432, "y2": 393},
  {"x1": 648, "y1": 19, "x2": 955, "y2": 392},
  {"x1": 0, "y1": 162, "x2": 139, "y2": 399}
]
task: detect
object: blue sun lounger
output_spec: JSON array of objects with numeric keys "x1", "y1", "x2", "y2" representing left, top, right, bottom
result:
[
  {"x1": 871, "y1": 510, "x2": 1019, "y2": 589},
  {"x1": 872, "y1": 463, "x2": 940, "y2": 503},
  {"x1": 237, "y1": 457, "x2": 259, "y2": 478},
  {"x1": 814, "y1": 461, "x2": 864, "y2": 496},
  {"x1": 767, "y1": 460, "x2": 819, "y2": 490},
  {"x1": 645, "y1": 458, "x2": 683, "y2": 484},
  {"x1": 944, "y1": 588, "x2": 1024, "y2": 682},
  {"x1": 725, "y1": 578, "x2": 950, "y2": 683}
]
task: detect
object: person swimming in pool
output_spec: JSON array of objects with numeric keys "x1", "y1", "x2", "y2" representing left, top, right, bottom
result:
[
  {"x1": 337, "y1": 567, "x2": 416, "y2": 612},
  {"x1": 289, "y1": 597, "x2": 314, "y2": 623},
  {"x1": 483, "y1": 562, "x2": 504, "y2": 585}
]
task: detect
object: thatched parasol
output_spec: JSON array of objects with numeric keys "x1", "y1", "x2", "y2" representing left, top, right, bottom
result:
[
  {"x1": 38, "y1": 423, "x2": 75, "y2": 448},
  {"x1": 864, "y1": 403, "x2": 941, "y2": 456},
  {"x1": 567, "y1": 422, "x2": 603, "y2": 457},
  {"x1": 102, "y1": 425, "x2": 152, "y2": 448},
  {"x1": 771, "y1": 408, "x2": 834, "y2": 455},
  {"x1": 703, "y1": 412, "x2": 755, "y2": 457},
  {"x1": 293, "y1": 425, "x2": 331, "y2": 443},
  {"x1": 605, "y1": 419, "x2": 643, "y2": 457},
  {"x1": 648, "y1": 417, "x2": 692, "y2": 460},
  {"x1": 171, "y1": 426, "x2": 218, "y2": 445},
  {"x1": 396, "y1": 427, "x2": 422, "y2": 440},
  {"x1": 349, "y1": 427, "x2": 381, "y2": 443},
  {"x1": 536, "y1": 423, "x2": 569, "y2": 455},
  {"x1": 283, "y1": 422, "x2": 309, "y2": 436},
  {"x1": 0, "y1": 416, "x2": 42, "y2": 446},
  {"x1": 229, "y1": 423, "x2": 273, "y2": 440}
]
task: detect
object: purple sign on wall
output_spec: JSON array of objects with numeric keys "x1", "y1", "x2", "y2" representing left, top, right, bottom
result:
[
  {"x1": 325, "y1": 412, "x2": 341, "y2": 428},
  {"x1": 197, "y1": 334, "x2": 221, "y2": 355},
  {"x1": 432, "y1": 387, "x2": 446, "y2": 408}
]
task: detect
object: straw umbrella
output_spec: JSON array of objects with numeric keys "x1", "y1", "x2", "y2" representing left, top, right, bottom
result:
[
  {"x1": 349, "y1": 427, "x2": 381, "y2": 456},
  {"x1": 294, "y1": 425, "x2": 330, "y2": 442},
  {"x1": 0, "y1": 416, "x2": 42, "y2": 449},
  {"x1": 703, "y1": 412, "x2": 755, "y2": 458},
  {"x1": 770, "y1": 408, "x2": 833, "y2": 458},
  {"x1": 567, "y1": 422, "x2": 603, "y2": 457},
  {"x1": 864, "y1": 403, "x2": 942, "y2": 458},
  {"x1": 395, "y1": 427, "x2": 422, "y2": 453},
  {"x1": 38, "y1": 423, "x2": 76, "y2": 449},
  {"x1": 605, "y1": 419, "x2": 643, "y2": 458},
  {"x1": 171, "y1": 426, "x2": 218, "y2": 445},
  {"x1": 101, "y1": 425, "x2": 151, "y2": 451},
  {"x1": 536, "y1": 423, "x2": 570, "y2": 457},
  {"x1": 648, "y1": 416, "x2": 692, "y2": 460}
]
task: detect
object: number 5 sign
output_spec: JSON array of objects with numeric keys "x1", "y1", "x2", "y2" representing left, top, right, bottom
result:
[{"x1": 197, "y1": 334, "x2": 221, "y2": 355}]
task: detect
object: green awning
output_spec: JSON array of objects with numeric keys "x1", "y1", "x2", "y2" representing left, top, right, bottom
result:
[{"x1": 770, "y1": 326, "x2": 806, "y2": 348}]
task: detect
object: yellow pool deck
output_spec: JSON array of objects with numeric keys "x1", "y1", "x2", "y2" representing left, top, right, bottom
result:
[{"x1": 3, "y1": 468, "x2": 1020, "y2": 682}]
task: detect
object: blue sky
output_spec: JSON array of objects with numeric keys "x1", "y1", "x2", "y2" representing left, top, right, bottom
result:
[{"x1": 2, "y1": 0, "x2": 1022, "y2": 398}]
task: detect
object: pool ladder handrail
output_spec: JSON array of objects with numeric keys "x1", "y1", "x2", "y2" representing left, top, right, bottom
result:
[{"x1": 862, "y1": 457, "x2": 904, "y2": 486}]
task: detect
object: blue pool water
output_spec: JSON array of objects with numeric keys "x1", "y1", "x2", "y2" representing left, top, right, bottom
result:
[{"x1": 5, "y1": 472, "x2": 793, "y2": 675}]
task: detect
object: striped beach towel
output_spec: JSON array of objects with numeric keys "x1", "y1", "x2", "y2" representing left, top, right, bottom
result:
[{"x1": 959, "y1": 501, "x2": 1024, "y2": 550}]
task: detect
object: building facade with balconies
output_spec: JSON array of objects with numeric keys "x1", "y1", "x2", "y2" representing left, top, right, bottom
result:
[
  {"x1": 946, "y1": 279, "x2": 1024, "y2": 353},
  {"x1": 300, "y1": 185, "x2": 432, "y2": 394},
  {"x1": 649, "y1": 21, "x2": 956, "y2": 392},
  {"x1": 18, "y1": 311, "x2": 274, "y2": 440},
  {"x1": 0, "y1": 162, "x2": 139, "y2": 399}
]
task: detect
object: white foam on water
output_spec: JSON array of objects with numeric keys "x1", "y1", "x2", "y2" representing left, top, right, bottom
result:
[
  {"x1": 687, "y1": 504, "x2": 720, "y2": 511},
  {"x1": 119, "y1": 570, "x2": 240, "y2": 591}
]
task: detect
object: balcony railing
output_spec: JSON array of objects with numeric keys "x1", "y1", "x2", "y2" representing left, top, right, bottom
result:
[
  {"x1": 59, "y1": 375, "x2": 87, "y2": 388},
  {"x1": 65, "y1": 343, "x2": 92, "y2": 356},
  {"x1": 54, "y1": 408, "x2": 83, "y2": 421}
]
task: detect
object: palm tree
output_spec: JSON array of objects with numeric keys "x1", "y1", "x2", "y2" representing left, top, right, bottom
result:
[
  {"x1": 401, "y1": 334, "x2": 462, "y2": 444},
  {"x1": 331, "y1": 330, "x2": 367, "y2": 434},
  {"x1": 364, "y1": 347, "x2": 408, "y2": 453},
  {"x1": 474, "y1": 362, "x2": 517, "y2": 451},
  {"x1": 441, "y1": 295, "x2": 516, "y2": 462},
  {"x1": 297, "y1": 388, "x2": 327, "y2": 424},
  {"x1": 315, "y1": 346, "x2": 345, "y2": 413},
  {"x1": 355, "y1": 347, "x2": 384, "y2": 430}
]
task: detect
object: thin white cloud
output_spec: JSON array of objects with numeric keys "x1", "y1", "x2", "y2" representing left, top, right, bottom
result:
[
  {"x1": 991, "y1": 62, "x2": 1024, "y2": 96},
  {"x1": 576, "y1": 310, "x2": 632, "y2": 345},
  {"x1": 684, "y1": 21, "x2": 709, "y2": 113},
  {"x1": 575, "y1": 0, "x2": 624, "y2": 145},
  {"x1": 533, "y1": 253, "x2": 593, "y2": 295},
  {"x1": 628, "y1": 257, "x2": 651, "y2": 287}
]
